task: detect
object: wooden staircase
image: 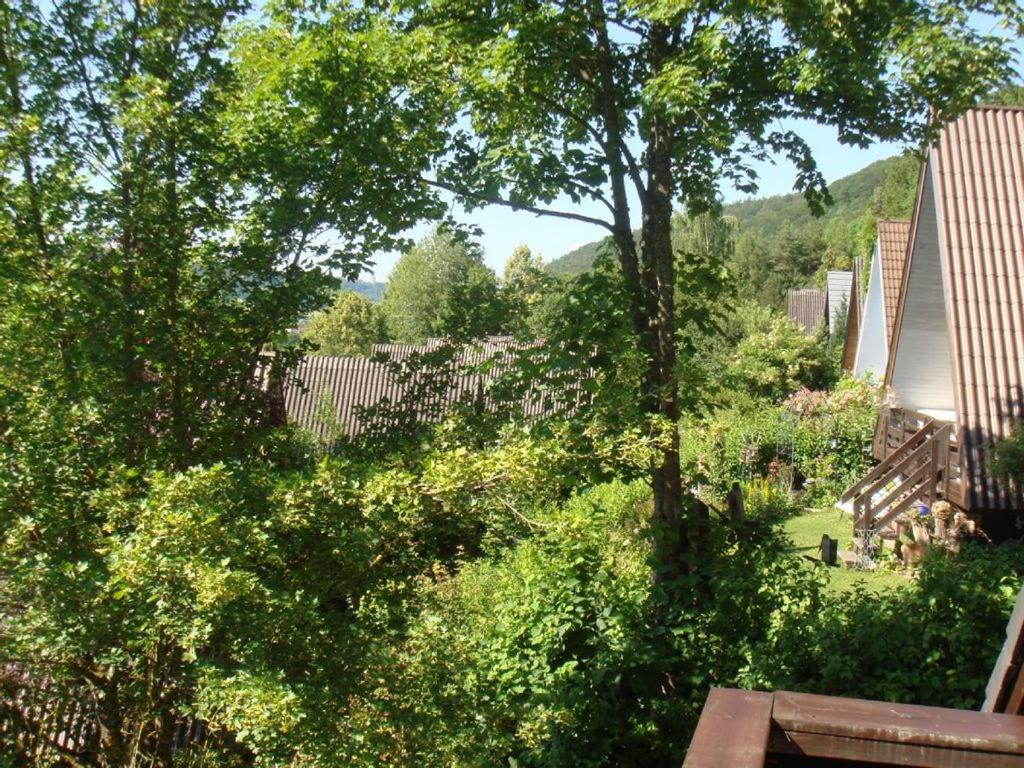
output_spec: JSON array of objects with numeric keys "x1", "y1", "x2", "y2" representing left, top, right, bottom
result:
[{"x1": 839, "y1": 418, "x2": 953, "y2": 549}]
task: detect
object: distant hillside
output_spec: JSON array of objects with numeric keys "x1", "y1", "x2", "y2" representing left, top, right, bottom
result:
[
  {"x1": 344, "y1": 280, "x2": 385, "y2": 302},
  {"x1": 544, "y1": 155, "x2": 902, "y2": 275},
  {"x1": 547, "y1": 238, "x2": 612, "y2": 275}
]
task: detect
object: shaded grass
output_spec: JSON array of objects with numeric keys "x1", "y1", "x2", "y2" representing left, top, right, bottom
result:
[{"x1": 784, "y1": 506, "x2": 908, "y2": 594}]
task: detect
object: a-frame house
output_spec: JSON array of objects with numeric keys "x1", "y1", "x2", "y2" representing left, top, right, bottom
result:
[
  {"x1": 840, "y1": 106, "x2": 1024, "y2": 541},
  {"x1": 851, "y1": 219, "x2": 911, "y2": 380}
]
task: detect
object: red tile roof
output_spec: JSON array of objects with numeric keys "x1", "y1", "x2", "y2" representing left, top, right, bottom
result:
[
  {"x1": 876, "y1": 219, "x2": 911, "y2": 345},
  {"x1": 933, "y1": 106, "x2": 1024, "y2": 511}
]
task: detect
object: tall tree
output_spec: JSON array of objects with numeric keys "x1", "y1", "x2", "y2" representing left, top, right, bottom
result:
[
  {"x1": 0, "y1": 1, "x2": 449, "y2": 761},
  {"x1": 501, "y1": 244, "x2": 554, "y2": 336},
  {"x1": 303, "y1": 290, "x2": 388, "y2": 356},
  {"x1": 380, "y1": 226, "x2": 504, "y2": 343},
  {"x1": 0, "y1": 0, "x2": 449, "y2": 469},
  {"x1": 374, "y1": 0, "x2": 1022, "y2": 583}
]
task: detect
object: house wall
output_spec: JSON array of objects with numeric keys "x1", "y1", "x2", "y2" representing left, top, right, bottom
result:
[
  {"x1": 854, "y1": 244, "x2": 887, "y2": 381},
  {"x1": 889, "y1": 165, "x2": 956, "y2": 413},
  {"x1": 827, "y1": 271, "x2": 853, "y2": 334}
]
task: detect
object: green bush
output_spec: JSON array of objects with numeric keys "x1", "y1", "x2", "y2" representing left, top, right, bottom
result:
[
  {"x1": 681, "y1": 377, "x2": 878, "y2": 504},
  {"x1": 329, "y1": 480, "x2": 822, "y2": 767},
  {"x1": 743, "y1": 542, "x2": 1024, "y2": 709}
]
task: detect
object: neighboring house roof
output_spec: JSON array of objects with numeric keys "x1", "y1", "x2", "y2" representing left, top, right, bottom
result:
[
  {"x1": 280, "y1": 337, "x2": 565, "y2": 440},
  {"x1": 826, "y1": 270, "x2": 854, "y2": 334},
  {"x1": 852, "y1": 220, "x2": 910, "y2": 381},
  {"x1": 786, "y1": 289, "x2": 826, "y2": 334},
  {"x1": 886, "y1": 105, "x2": 1024, "y2": 512},
  {"x1": 877, "y1": 219, "x2": 911, "y2": 345}
]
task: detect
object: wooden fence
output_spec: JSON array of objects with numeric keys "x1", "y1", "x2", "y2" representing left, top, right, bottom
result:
[{"x1": 0, "y1": 672, "x2": 220, "y2": 766}]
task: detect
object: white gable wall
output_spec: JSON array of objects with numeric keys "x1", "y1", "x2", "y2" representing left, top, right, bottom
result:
[
  {"x1": 853, "y1": 243, "x2": 887, "y2": 381},
  {"x1": 889, "y1": 164, "x2": 956, "y2": 414},
  {"x1": 827, "y1": 271, "x2": 853, "y2": 334}
]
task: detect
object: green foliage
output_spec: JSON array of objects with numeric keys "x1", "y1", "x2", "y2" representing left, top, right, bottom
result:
[
  {"x1": 380, "y1": 227, "x2": 505, "y2": 343},
  {"x1": 331, "y1": 480, "x2": 818, "y2": 767},
  {"x1": 720, "y1": 304, "x2": 831, "y2": 402},
  {"x1": 991, "y1": 428, "x2": 1024, "y2": 488},
  {"x1": 325, "y1": 477, "x2": 1024, "y2": 765},
  {"x1": 745, "y1": 543, "x2": 1024, "y2": 709},
  {"x1": 501, "y1": 244, "x2": 557, "y2": 336},
  {"x1": 682, "y1": 377, "x2": 879, "y2": 503},
  {"x1": 302, "y1": 291, "x2": 387, "y2": 356},
  {"x1": 988, "y1": 82, "x2": 1024, "y2": 106}
]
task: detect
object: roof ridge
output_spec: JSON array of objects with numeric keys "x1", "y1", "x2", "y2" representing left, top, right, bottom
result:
[{"x1": 972, "y1": 103, "x2": 1024, "y2": 112}]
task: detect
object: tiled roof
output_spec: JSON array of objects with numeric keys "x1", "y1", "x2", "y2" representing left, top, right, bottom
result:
[
  {"x1": 876, "y1": 219, "x2": 911, "y2": 345},
  {"x1": 931, "y1": 106, "x2": 1024, "y2": 511},
  {"x1": 786, "y1": 289, "x2": 826, "y2": 334}
]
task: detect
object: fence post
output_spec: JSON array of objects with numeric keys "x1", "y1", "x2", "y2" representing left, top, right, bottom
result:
[{"x1": 727, "y1": 482, "x2": 745, "y2": 525}]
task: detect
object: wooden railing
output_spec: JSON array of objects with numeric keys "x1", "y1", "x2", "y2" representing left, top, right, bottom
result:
[
  {"x1": 874, "y1": 406, "x2": 962, "y2": 500},
  {"x1": 682, "y1": 688, "x2": 1024, "y2": 767},
  {"x1": 842, "y1": 416, "x2": 953, "y2": 538},
  {"x1": 685, "y1": 583, "x2": 1024, "y2": 766}
]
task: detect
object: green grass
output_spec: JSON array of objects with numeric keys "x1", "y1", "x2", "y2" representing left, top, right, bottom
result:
[{"x1": 784, "y1": 506, "x2": 908, "y2": 594}]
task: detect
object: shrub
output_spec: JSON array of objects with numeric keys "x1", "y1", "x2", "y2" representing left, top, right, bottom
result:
[
  {"x1": 744, "y1": 542, "x2": 1024, "y2": 709},
  {"x1": 330, "y1": 480, "x2": 822, "y2": 767},
  {"x1": 681, "y1": 377, "x2": 878, "y2": 504}
]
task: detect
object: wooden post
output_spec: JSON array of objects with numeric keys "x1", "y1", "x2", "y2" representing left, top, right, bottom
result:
[
  {"x1": 727, "y1": 482, "x2": 745, "y2": 525},
  {"x1": 927, "y1": 428, "x2": 939, "y2": 506}
]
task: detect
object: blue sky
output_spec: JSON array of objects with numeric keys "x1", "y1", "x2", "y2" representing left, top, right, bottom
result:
[
  {"x1": 363, "y1": 21, "x2": 1022, "y2": 281},
  {"x1": 363, "y1": 125, "x2": 903, "y2": 280}
]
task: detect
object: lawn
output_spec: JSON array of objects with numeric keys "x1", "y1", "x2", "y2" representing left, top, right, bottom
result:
[{"x1": 784, "y1": 506, "x2": 908, "y2": 594}]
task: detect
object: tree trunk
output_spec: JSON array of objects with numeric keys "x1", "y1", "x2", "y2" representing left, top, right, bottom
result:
[{"x1": 636, "y1": 26, "x2": 689, "y2": 585}]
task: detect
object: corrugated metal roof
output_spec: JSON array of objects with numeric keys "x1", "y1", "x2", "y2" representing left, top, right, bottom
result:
[
  {"x1": 786, "y1": 289, "x2": 826, "y2": 334},
  {"x1": 826, "y1": 270, "x2": 854, "y2": 333},
  {"x1": 931, "y1": 106, "x2": 1024, "y2": 511},
  {"x1": 281, "y1": 337, "x2": 569, "y2": 440},
  {"x1": 876, "y1": 219, "x2": 911, "y2": 345}
]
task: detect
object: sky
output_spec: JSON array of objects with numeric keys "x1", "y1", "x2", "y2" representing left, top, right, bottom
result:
[
  {"x1": 362, "y1": 124, "x2": 904, "y2": 281},
  {"x1": 361, "y1": 20, "x2": 1023, "y2": 282}
]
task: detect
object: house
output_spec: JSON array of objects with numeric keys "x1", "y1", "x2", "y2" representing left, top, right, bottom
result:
[
  {"x1": 851, "y1": 219, "x2": 911, "y2": 380},
  {"x1": 786, "y1": 271, "x2": 854, "y2": 337},
  {"x1": 826, "y1": 269, "x2": 854, "y2": 334},
  {"x1": 785, "y1": 288, "x2": 826, "y2": 334},
  {"x1": 840, "y1": 105, "x2": 1024, "y2": 541},
  {"x1": 276, "y1": 337, "x2": 571, "y2": 440},
  {"x1": 839, "y1": 259, "x2": 862, "y2": 372}
]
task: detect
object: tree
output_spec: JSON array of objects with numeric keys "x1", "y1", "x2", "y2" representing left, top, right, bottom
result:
[
  {"x1": 0, "y1": 0, "x2": 450, "y2": 469},
  {"x1": 854, "y1": 152, "x2": 923, "y2": 256},
  {"x1": 303, "y1": 291, "x2": 387, "y2": 356},
  {"x1": 725, "y1": 306, "x2": 831, "y2": 402},
  {"x1": 501, "y1": 244, "x2": 554, "y2": 336},
  {"x1": 0, "y1": 0, "x2": 450, "y2": 761},
  {"x1": 361, "y1": 0, "x2": 1021, "y2": 584},
  {"x1": 380, "y1": 226, "x2": 504, "y2": 343}
]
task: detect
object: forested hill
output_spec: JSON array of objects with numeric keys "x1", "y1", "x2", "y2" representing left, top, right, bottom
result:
[
  {"x1": 545, "y1": 154, "x2": 914, "y2": 288},
  {"x1": 344, "y1": 280, "x2": 386, "y2": 302}
]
